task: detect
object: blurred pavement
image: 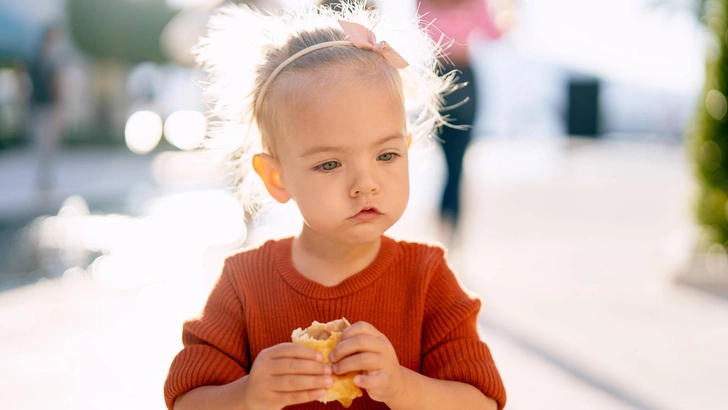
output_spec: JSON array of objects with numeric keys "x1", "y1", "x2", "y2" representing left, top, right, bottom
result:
[
  {"x1": 453, "y1": 138, "x2": 726, "y2": 410},
  {"x1": 1, "y1": 137, "x2": 726, "y2": 410},
  {"x1": 0, "y1": 147, "x2": 156, "y2": 221}
]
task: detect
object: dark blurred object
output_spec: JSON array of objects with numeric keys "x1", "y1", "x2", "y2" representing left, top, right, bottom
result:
[
  {"x1": 28, "y1": 25, "x2": 68, "y2": 208},
  {"x1": 67, "y1": 0, "x2": 176, "y2": 64},
  {"x1": 567, "y1": 77, "x2": 601, "y2": 137},
  {"x1": 0, "y1": 66, "x2": 29, "y2": 149},
  {"x1": 28, "y1": 26, "x2": 64, "y2": 106}
]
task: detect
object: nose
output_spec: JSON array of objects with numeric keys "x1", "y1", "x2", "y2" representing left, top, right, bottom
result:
[{"x1": 349, "y1": 166, "x2": 379, "y2": 197}]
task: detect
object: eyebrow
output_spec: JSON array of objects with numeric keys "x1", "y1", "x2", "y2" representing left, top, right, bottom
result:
[{"x1": 301, "y1": 134, "x2": 404, "y2": 157}]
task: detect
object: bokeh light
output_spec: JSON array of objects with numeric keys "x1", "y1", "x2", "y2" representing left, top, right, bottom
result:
[
  {"x1": 706, "y1": 89, "x2": 728, "y2": 121},
  {"x1": 164, "y1": 110, "x2": 207, "y2": 151},
  {"x1": 147, "y1": 190, "x2": 246, "y2": 247},
  {"x1": 125, "y1": 110, "x2": 163, "y2": 155},
  {"x1": 29, "y1": 189, "x2": 245, "y2": 291}
]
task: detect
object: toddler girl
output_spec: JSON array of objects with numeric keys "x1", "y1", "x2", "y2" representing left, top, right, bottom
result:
[{"x1": 164, "y1": 2, "x2": 506, "y2": 409}]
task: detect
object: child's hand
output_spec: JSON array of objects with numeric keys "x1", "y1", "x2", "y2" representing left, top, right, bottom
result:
[
  {"x1": 330, "y1": 321, "x2": 405, "y2": 404},
  {"x1": 244, "y1": 342, "x2": 333, "y2": 410}
]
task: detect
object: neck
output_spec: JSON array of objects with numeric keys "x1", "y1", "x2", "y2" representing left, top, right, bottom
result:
[
  {"x1": 297, "y1": 227, "x2": 381, "y2": 261},
  {"x1": 292, "y1": 226, "x2": 382, "y2": 286}
]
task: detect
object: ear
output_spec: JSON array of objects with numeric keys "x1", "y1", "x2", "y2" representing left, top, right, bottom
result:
[
  {"x1": 252, "y1": 153, "x2": 290, "y2": 203},
  {"x1": 406, "y1": 133, "x2": 412, "y2": 148}
]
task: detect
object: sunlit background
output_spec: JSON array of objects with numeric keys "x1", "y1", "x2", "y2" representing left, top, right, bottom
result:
[{"x1": 1, "y1": 0, "x2": 726, "y2": 409}]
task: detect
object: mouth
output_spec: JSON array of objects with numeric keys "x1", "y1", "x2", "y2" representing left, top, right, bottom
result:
[
  {"x1": 359, "y1": 206, "x2": 381, "y2": 214},
  {"x1": 350, "y1": 206, "x2": 382, "y2": 221}
]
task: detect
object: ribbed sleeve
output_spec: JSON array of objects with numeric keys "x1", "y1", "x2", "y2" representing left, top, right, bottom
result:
[
  {"x1": 421, "y1": 255, "x2": 507, "y2": 409},
  {"x1": 163, "y1": 263, "x2": 249, "y2": 410}
]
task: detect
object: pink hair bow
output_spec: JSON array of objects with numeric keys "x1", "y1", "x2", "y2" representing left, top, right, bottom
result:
[{"x1": 338, "y1": 19, "x2": 409, "y2": 69}]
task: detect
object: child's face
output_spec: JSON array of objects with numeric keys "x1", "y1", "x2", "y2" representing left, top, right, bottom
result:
[{"x1": 275, "y1": 75, "x2": 409, "y2": 245}]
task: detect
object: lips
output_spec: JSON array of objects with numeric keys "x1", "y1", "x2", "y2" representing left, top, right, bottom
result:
[
  {"x1": 358, "y1": 206, "x2": 380, "y2": 214},
  {"x1": 350, "y1": 206, "x2": 382, "y2": 221}
]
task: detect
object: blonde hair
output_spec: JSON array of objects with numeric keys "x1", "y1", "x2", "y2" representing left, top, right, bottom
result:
[{"x1": 195, "y1": 1, "x2": 454, "y2": 219}]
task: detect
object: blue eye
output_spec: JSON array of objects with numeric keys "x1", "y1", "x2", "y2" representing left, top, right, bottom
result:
[
  {"x1": 378, "y1": 153, "x2": 397, "y2": 161},
  {"x1": 316, "y1": 161, "x2": 340, "y2": 171}
]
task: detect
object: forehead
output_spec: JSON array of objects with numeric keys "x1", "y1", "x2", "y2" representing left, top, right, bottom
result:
[{"x1": 272, "y1": 68, "x2": 406, "y2": 153}]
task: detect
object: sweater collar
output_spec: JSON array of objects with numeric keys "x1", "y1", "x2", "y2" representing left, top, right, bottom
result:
[{"x1": 274, "y1": 236, "x2": 397, "y2": 299}]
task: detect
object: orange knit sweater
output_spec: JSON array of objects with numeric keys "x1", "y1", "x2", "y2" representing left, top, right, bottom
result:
[{"x1": 164, "y1": 236, "x2": 506, "y2": 409}]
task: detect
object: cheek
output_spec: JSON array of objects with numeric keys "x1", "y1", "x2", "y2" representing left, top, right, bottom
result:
[
  {"x1": 290, "y1": 175, "x2": 341, "y2": 210},
  {"x1": 399, "y1": 162, "x2": 411, "y2": 203},
  {"x1": 395, "y1": 171, "x2": 410, "y2": 205},
  {"x1": 391, "y1": 160, "x2": 410, "y2": 190}
]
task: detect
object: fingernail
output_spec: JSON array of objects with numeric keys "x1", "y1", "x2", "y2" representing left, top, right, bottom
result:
[
  {"x1": 332, "y1": 364, "x2": 339, "y2": 374},
  {"x1": 324, "y1": 377, "x2": 333, "y2": 387},
  {"x1": 323, "y1": 366, "x2": 332, "y2": 375},
  {"x1": 329, "y1": 353, "x2": 335, "y2": 362}
]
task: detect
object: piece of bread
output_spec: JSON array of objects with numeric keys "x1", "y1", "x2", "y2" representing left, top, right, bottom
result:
[{"x1": 291, "y1": 318, "x2": 363, "y2": 408}]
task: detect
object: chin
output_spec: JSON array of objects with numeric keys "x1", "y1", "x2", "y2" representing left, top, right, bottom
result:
[
  {"x1": 342, "y1": 222, "x2": 392, "y2": 244},
  {"x1": 305, "y1": 215, "x2": 396, "y2": 244}
]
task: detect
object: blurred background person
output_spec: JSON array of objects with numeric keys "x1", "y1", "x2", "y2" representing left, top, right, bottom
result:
[
  {"x1": 27, "y1": 23, "x2": 68, "y2": 210},
  {"x1": 418, "y1": 0, "x2": 512, "y2": 244}
]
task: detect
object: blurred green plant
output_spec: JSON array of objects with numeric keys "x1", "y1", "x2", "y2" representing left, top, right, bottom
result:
[
  {"x1": 67, "y1": 0, "x2": 176, "y2": 64},
  {"x1": 693, "y1": 0, "x2": 728, "y2": 247}
]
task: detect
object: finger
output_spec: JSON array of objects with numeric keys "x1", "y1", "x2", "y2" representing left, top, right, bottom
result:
[
  {"x1": 278, "y1": 389, "x2": 328, "y2": 406},
  {"x1": 265, "y1": 342, "x2": 323, "y2": 361},
  {"x1": 269, "y1": 357, "x2": 332, "y2": 376},
  {"x1": 340, "y1": 321, "x2": 379, "y2": 340},
  {"x1": 353, "y1": 371, "x2": 387, "y2": 389},
  {"x1": 272, "y1": 374, "x2": 334, "y2": 392},
  {"x1": 333, "y1": 352, "x2": 382, "y2": 375},
  {"x1": 331, "y1": 334, "x2": 383, "y2": 362}
]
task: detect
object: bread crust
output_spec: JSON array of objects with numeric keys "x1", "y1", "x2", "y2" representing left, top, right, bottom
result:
[{"x1": 291, "y1": 318, "x2": 363, "y2": 408}]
